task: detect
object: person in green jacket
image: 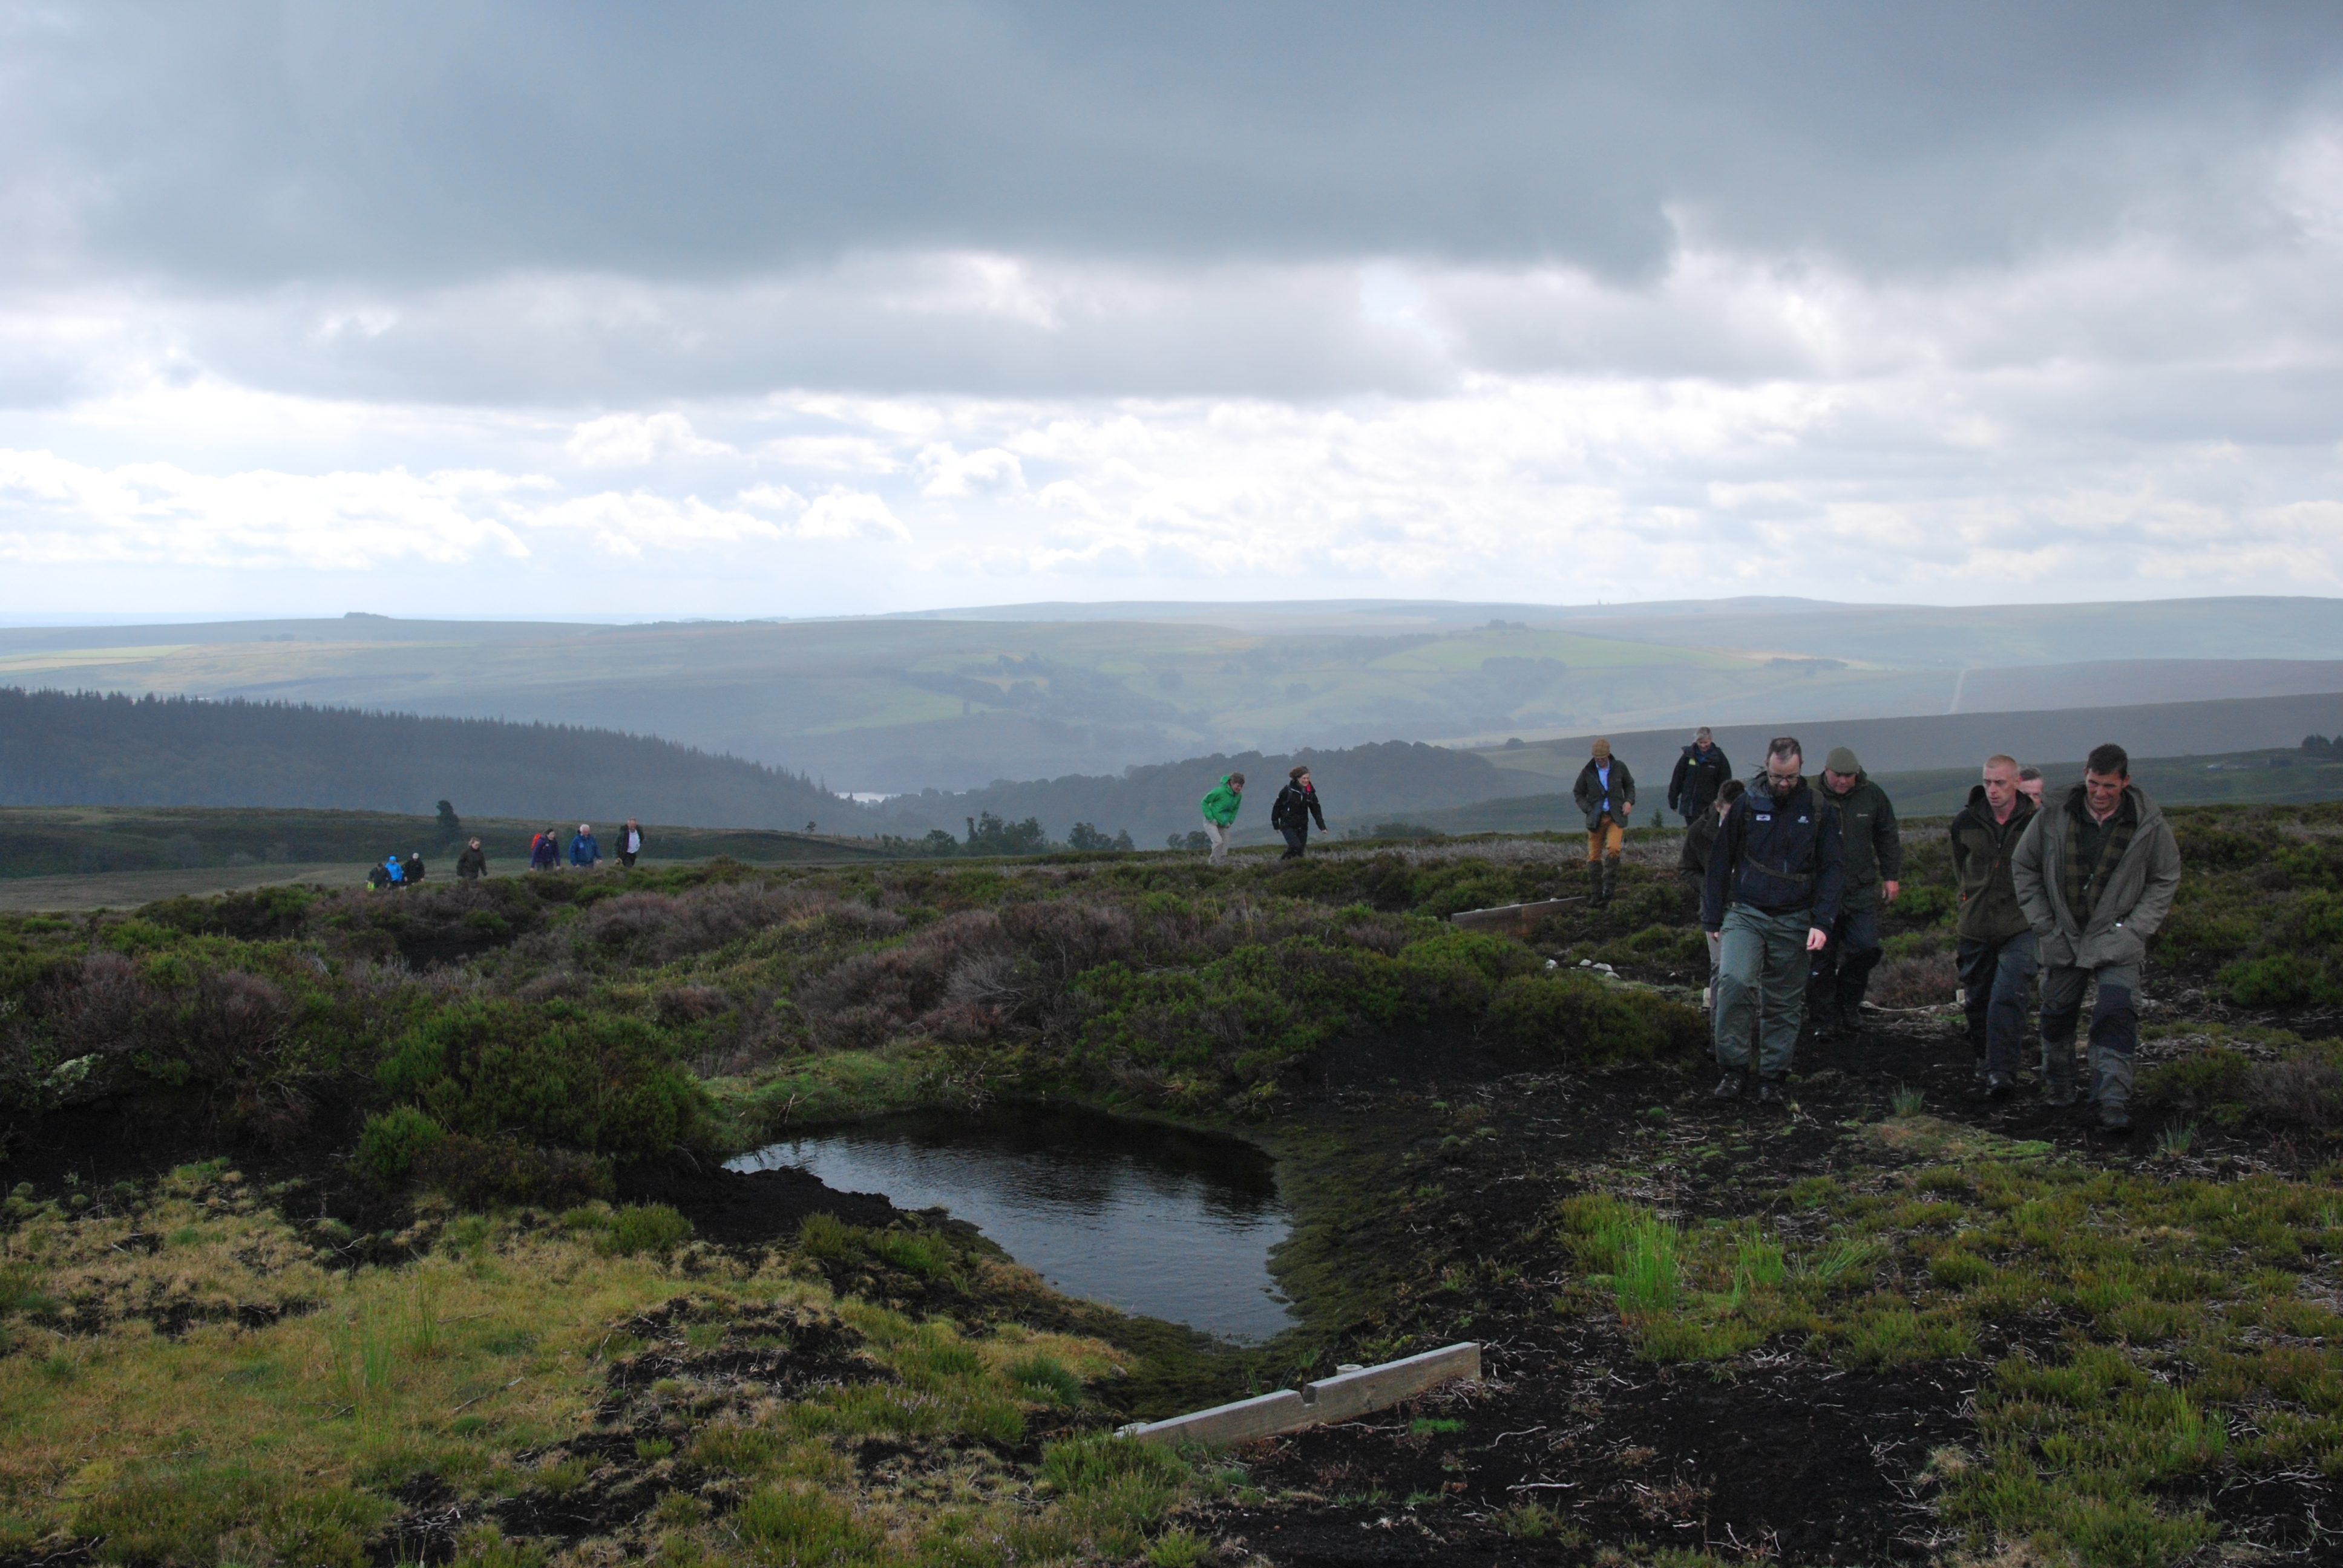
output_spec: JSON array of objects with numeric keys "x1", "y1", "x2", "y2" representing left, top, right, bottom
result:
[
  {"x1": 1807, "y1": 746, "x2": 1902, "y2": 1037},
  {"x1": 1950, "y1": 755, "x2": 2040, "y2": 1100},
  {"x1": 2012, "y1": 743, "x2": 2183, "y2": 1133},
  {"x1": 1198, "y1": 773, "x2": 1245, "y2": 864}
]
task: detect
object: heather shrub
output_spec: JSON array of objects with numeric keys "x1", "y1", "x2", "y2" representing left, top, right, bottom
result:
[
  {"x1": 1486, "y1": 973, "x2": 1705, "y2": 1065},
  {"x1": 1869, "y1": 952, "x2": 1959, "y2": 1010},
  {"x1": 412, "y1": 1134, "x2": 613, "y2": 1208},
  {"x1": 377, "y1": 999, "x2": 703, "y2": 1156},
  {"x1": 2220, "y1": 951, "x2": 2343, "y2": 1007},
  {"x1": 356, "y1": 1106, "x2": 445, "y2": 1183}
]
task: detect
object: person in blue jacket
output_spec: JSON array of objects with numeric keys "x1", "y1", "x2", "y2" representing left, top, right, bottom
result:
[
  {"x1": 1702, "y1": 736, "x2": 1846, "y2": 1103},
  {"x1": 569, "y1": 823, "x2": 600, "y2": 868},
  {"x1": 529, "y1": 829, "x2": 560, "y2": 871}
]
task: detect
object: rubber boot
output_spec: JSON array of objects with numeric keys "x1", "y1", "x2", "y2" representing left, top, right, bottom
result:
[
  {"x1": 1588, "y1": 859, "x2": 1607, "y2": 907},
  {"x1": 1601, "y1": 854, "x2": 1622, "y2": 908}
]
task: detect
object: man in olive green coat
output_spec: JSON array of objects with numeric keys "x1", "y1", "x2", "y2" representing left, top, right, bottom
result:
[
  {"x1": 1807, "y1": 746, "x2": 1901, "y2": 1036},
  {"x1": 2011, "y1": 743, "x2": 2183, "y2": 1132}
]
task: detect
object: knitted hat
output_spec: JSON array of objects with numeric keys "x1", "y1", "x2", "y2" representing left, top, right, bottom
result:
[
  {"x1": 1824, "y1": 746, "x2": 1861, "y2": 775},
  {"x1": 1590, "y1": 737, "x2": 1612, "y2": 760}
]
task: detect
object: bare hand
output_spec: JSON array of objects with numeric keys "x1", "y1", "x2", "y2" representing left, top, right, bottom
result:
[
  {"x1": 1883, "y1": 880, "x2": 1901, "y2": 903},
  {"x1": 1806, "y1": 927, "x2": 1829, "y2": 952}
]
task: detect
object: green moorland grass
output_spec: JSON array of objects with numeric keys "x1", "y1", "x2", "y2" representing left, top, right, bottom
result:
[
  {"x1": 0, "y1": 803, "x2": 2339, "y2": 1564},
  {"x1": 1551, "y1": 1157, "x2": 2343, "y2": 1567}
]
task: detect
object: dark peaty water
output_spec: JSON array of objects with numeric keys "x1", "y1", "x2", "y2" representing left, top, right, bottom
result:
[{"x1": 726, "y1": 1106, "x2": 1295, "y2": 1342}]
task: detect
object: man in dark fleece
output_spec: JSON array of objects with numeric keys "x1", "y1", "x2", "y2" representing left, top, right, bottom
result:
[
  {"x1": 1571, "y1": 738, "x2": 1636, "y2": 907},
  {"x1": 456, "y1": 838, "x2": 488, "y2": 880},
  {"x1": 2013, "y1": 743, "x2": 2182, "y2": 1132},
  {"x1": 1807, "y1": 746, "x2": 1902, "y2": 1037},
  {"x1": 1703, "y1": 737, "x2": 1845, "y2": 1103},
  {"x1": 1950, "y1": 756, "x2": 2040, "y2": 1100},
  {"x1": 1668, "y1": 728, "x2": 1732, "y2": 825},
  {"x1": 1270, "y1": 766, "x2": 1327, "y2": 859}
]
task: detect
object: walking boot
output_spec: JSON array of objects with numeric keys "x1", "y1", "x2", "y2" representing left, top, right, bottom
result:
[
  {"x1": 1756, "y1": 1079, "x2": 1788, "y2": 1106},
  {"x1": 1711, "y1": 1072, "x2": 1743, "y2": 1100}
]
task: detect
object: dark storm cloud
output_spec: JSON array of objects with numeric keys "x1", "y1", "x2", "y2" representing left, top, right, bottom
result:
[{"x1": 10, "y1": 1, "x2": 2342, "y2": 287}]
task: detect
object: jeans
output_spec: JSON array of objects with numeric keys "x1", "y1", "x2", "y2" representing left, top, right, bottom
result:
[
  {"x1": 1956, "y1": 930, "x2": 2038, "y2": 1083},
  {"x1": 2042, "y1": 959, "x2": 2140, "y2": 1118},
  {"x1": 1806, "y1": 900, "x2": 1883, "y2": 1025},
  {"x1": 1205, "y1": 822, "x2": 1232, "y2": 863},
  {"x1": 1280, "y1": 824, "x2": 1308, "y2": 858},
  {"x1": 1715, "y1": 904, "x2": 1814, "y2": 1079}
]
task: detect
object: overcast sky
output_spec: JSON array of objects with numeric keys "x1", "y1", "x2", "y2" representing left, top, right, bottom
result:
[{"x1": 4, "y1": 1, "x2": 2343, "y2": 621}]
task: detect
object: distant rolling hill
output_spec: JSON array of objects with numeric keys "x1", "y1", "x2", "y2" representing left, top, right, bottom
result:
[
  {"x1": 1391, "y1": 743, "x2": 2343, "y2": 835},
  {"x1": 0, "y1": 687, "x2": 890, "y2": 834},
  {"x1": 2, "y1": 596, "x2": 2337, "y2": 792},
  {"x1": 1470, "y1": 691, "x2": 2343, "y2": 807}
]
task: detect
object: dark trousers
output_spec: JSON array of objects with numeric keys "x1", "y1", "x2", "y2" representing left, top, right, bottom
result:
[
  {"x1": 620, "y1": 851, "x2": 638, "y2": 867},
  {"x1": 1957, "y1": 930, "x2": 2038, "y2": 1082},
  {"x1": 1805, "y1": 901, "x2": 1882, "y2": 1027},
  {"x1": 2042, "y1": 960, "x2": 2139, "y2": 1116},
  {"x1": 1279, "y1": 824, "x2": 1308, "y2": 858}
]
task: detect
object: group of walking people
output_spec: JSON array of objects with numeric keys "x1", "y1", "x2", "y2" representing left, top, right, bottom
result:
[
  {"x1": 368, "y1": 819, "x2": 649, "y2": 887},
  {"x1": 1649, "y1": 726, "x2": 2180, "y2": 1131},
  {"x1": 1196, "y1": 767, "x2": 1327, "y2": 863}
]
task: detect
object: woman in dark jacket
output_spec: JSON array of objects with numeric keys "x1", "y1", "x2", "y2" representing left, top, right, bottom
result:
[
  {"x1": 456, "y1": 838, "x2": 488, "y2": 880},
  {"x1": 1270, "y1": 767, "x2": 1328, "y2": 858}
]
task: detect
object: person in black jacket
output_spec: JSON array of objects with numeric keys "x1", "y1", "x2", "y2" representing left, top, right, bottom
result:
[
  {"x1": 1702, "y1": 737, "x2": 1846, "y2": 1103},
  {"x1": 403, "y1": 851, "x2": 426, "y2": 886},
  {"x1": 1571, "y1": 739, "x2": 1637, "y2": 906},
  {"x1": 1680, "y1": 778, "x2": 1746, "y2": 1014},
  {"x1": 1270, "y1": 766, "x2": 1327, "y2": 858},
  {"x1": 456, "y1": 838, "x2": 488, "y2": 880},
  {"x1": 1667, "y1": 728, "x2": 1732, "y2": 825}
]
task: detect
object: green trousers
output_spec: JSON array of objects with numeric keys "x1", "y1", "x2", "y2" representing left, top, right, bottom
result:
[{"x1": 1715, "y1": 904, "x2": 1814, "y2": 1079}]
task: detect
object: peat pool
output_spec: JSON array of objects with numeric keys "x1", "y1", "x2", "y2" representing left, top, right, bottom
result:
[{"x1": 727, "y1": 1105, "x2": 1296, "y2": 1342}]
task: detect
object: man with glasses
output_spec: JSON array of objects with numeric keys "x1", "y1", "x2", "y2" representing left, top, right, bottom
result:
[
  {"x1": 2011, "y1": 743, "x2": 2183, "y2": 1132},
  {"x1": 1702, "y1": 737, "x2": 1846, "y2": 1103}
]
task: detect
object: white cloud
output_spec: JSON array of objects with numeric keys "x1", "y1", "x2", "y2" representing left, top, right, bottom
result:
[
  {"x1": 915, "y1": 442, "x2": 1026, "y2": 497},
  {"x1": 0, "y1": 448, "x2": 532, "y2": 569},
  {"x1": 795, "y1": 491, "x2": 908, "y2": 542},
  {"x1": 565, "y1": 411, "x2": 734, "y2": 467}
]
